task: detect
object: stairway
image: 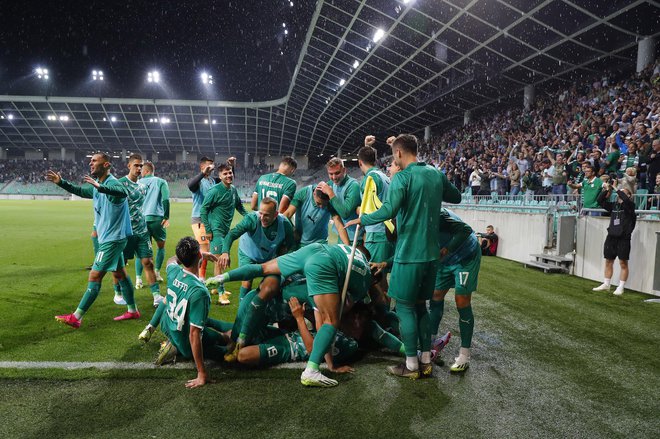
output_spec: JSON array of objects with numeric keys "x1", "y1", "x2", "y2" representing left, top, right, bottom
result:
[{"x1": 524, "y1": 253, "x2": 572, "y2": 274}]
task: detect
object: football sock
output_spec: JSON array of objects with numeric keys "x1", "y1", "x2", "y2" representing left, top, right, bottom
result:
[
  {"x1": 227, "y1": 264, "x2": 264, "y2": 281},
  {"x1": 231, "y1": 290, "x2": 256, "y2": 342},
  {"x1": 156, "y1": 247, "x2": 165, "y2": 271},
  {"x1": 457, "y1": 306, "x2": 474, "y2": 349},
  {"x1": 396, "y1": 302, "x2": 419, "y2": 357},
  {"x1": 420, "y1": 351, "x2": 431, "y2": 363},
  {"x1": 604, "y1": 278, "x2": 611, "y2": 287},
  {"x1": 406, "y1": 356, "x2": 419, "y2": 371},
  {"x1": 308, "y1": 324, "x2": 337, "y2": 367},
  {"x1": 91, "y1": 236, "x2": 99, "y2": 254},
  {"x1": 429, "y1": 299, "x2": 445, "y2": 337},
  {"x1": 135, "y1": 259, "x2": 143, "y2": 277},
  {"x1": 238, "y1": 295, "x2": 266, "y2": 344},
  {"x1": 618, "y1": 280, "x2": 626, "y2": 289},
  {"x1": 149, "y1": 301, "x2": 166, "y2": 327},
  {"x1": 119, "y1": 278, "x2": 137, "y2": 312},
  {"x1": 75, "y1": 281, "x2": 102, "y2": 318},
  {"x1": 200, "y1": 259, "x2": 208, "y2": 279},
  {"x1": 150, "y1": 283, "x2": 160, "y2": 297},
  {"x1": 415, "y1": 302, "x2": 431, "y2": 353},
  {"x1": 239, "y1": 286, "x2": 250, "y2": 301},
  {"x1": 368, "y1": 320, "x2": 404, "y2": 355},
  {"x1": 113, "y1": 281, "x2": 122, "y2": 295}
]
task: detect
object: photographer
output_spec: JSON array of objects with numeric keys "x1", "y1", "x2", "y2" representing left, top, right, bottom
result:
[{"x1": 592, "y1": 179, "x2": 636, "y2": 296}]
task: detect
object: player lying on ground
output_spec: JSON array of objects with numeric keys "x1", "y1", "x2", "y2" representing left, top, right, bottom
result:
[
  {"x1": 47, "y1": 153, "x2": 140, "y2": 328},
  {"x1": 206, "y1": 242, "x2": 372, "y2": 387}
]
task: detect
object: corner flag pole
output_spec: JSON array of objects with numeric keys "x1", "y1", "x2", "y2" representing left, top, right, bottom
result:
[{"x1": 338, "y1": 176, "x2": 374, "y2": 319}]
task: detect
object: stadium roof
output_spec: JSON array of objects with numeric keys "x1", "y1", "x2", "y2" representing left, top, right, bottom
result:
[{"x1": 1, "y1": 0, "x2": 658, "y2": 158}]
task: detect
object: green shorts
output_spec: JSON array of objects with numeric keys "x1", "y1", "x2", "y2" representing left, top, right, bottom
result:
[
  {"x1": 258, "y1": 334, "x2": 293, "y2": 366},
  {"x1": 123, "y1": 233, "x2": 153, "y2": 261},
  {"x1": 92, "y1": 238, "x2": 128, "y2": 272},
  {"x1": 281, "y1": 276, "x2": 315, "y2": 308},
  {"x1": 147, "y1": 218, "x2": 167, "y2": 242},
  {"x1": 238, "y1": 248, "x2": 256, "y2": 267},
  {"x1": 389, "y1": 260, "x2": 439, "y2": 303},
  {"x1": 365, "y1": 240, "x2": 394, "y2": 264},
  {"x1": 210, "y1": 233, "x2": 226, "y2": 255},
  {"x1": 276, "y1": 243, "x2": 324, "y2": 277},
  {"x1": 434, "y1": 252, "x2": 481, "y2": 295}
]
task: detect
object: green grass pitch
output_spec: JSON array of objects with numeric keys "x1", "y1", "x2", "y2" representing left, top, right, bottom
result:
[{"x1": 0, "y1": 199, "x2": 658, "y2": 438}]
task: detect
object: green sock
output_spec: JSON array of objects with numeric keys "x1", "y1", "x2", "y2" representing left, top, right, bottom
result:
[
  {"x1": 368, "y1": 320, "x2": 404, "y2": 354},
  {"x1": 429, "y1": 299, "x2": 445, "y2": 337},
  {"x1": 75, "y1": 281, "x2": 101, "y2": 317},
  {"x1": 150, "y1": 283, "x2": 160, "y2": 297},
  {"x1": 156, "y1": 247, "x2": 165, "y2": 271},
  {"x1": 135, "y1": 259, "x2": 143, "y2": 277},
  {"x1": 239, "y1": 286, "x2": 250, "y2": 301},
  {"x1": 91, "y1": 236, "x2": 99, "y2": 254},
  {"x1": 415, "y1": 303, "x2": 431, "y2": 353},
  {"x1": 396, "y1": 302, "x2": 418, "y2": 357},
  {"x1": 149, "y1": 301, "x2": 166, "y2": 327},
  {"x1": 119, "y1": 278, "x2": 137, "y2": 312},
  {"x1": 231, "y1": 290, "x2": 257, "y2": 342},
  {"x1": 308, "y1": 323, "x2": 337, "y2": 366},
  {"x1": 227, "y1": 264, "x2": 264, "y2": 282},
  {"x1": 458, "y1": 306, "x2": 474, "y2": 348},
  {"x1": 113, "y1": 282, "x2": 122, "y2": 295},
  {"x1": 239, "y1": 295, "x2": 266, "y2": 344},
  {"x1": 206, "y1": 317, "x2": 233, "y2": 333}
]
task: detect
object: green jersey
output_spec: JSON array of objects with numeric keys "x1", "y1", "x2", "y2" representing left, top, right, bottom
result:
[
  {"x1": 582, "y1": 176, "x2": 603, "y2": 209},
  {"x1": 96, "y1": 176, "x2": 147, "y2": 235},
  {"x1": 287, "y1": 329, "x2": 358, "y2": 364},
  {"x1": 329, "y1": 174, "x2": 361, "y2": 240},
  {"x1": 605, "y1": 151, "x2": 621, "y2": 173},
  {"x1": 200, "y1": 183, "x2": 247, "y2": 236},
  {"x1": 222, "y1": 211, "x2": 295, "y2": 258},
  {"x1": 254, "y1": 172, "x2": 297, "y2": 209},
  {"x1": 361, "y1": 163, "x2": 461, "y2": 263},
  {"x1": 161, "y1": 264, "x2": 211, "y2": 359},
  {"x1": 360, "y1": 167, "x2": 390, "y2": 242},
  {"x1": 140, "y1": 174, "x2": 170, "y2": 221},
  {"x1": 291, "y1": 185, "x2": 336, "y2": 245}
]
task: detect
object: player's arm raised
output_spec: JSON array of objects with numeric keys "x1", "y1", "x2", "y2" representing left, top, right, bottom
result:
[
  {"x1": 289, "y1": 298, "x2": 313, "y2": 354},
  {"x1": 332, "y1": 214, "x2": 351, "y2": 246},
  {"x1": 47, "y1": 171, "x2": 94, "y2": 199}
]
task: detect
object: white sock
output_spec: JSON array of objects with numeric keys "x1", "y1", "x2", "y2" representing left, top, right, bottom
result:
[
  {"x1": 604, "y1": 278, "x2": 611, "y2": 287},
  {"x1": 617, "y1": 281, "x2": 625, "y2": 289},
  {"x1": 406, "y1": 356, "x2": 419, "y2": 371},
  {"x1": 458, "y1": 347, "x2": 471, "y2": 359},
  {"x1": 420, "y1": 351, "x2": 431, "y2": 363}
]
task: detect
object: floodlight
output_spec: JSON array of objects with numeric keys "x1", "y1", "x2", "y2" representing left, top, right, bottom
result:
[
  {"x1": 204, "y1": 119, "x2": 209, "y2": 124},
  {"x1": 35, "y1": 67, "x2": 50, "y2": 80},
  {"x1": 7, "y1": 114, "x2": 14, "y2": 120},
  {"x1": 160, "y1": 117, "x2": 170, "y2": 124},
  {"x1": 147, "y1": 71, "x2": 160, "y2": 83},
  {"x1": 282, "y1": 23, "x2": 286, "y2": 28},
  {"x1": 373, "y1": 28, "x2": 385, "y2": 43},
  {"x1": 352, "y1": 60, "x2": 359, "y2": 69},
  {"x1": 290, "y1": 2, "x2": 293, "y2": 6},
  {"x1": 212, "y1": 120, "x2": 217, "y2": 124},
  {"x1": 110, "y1": 116, "x2": 117, "y2": 122},
  {"x1": 201, "y1": 72, "x2": 213, "y2": 85},
  {"x1": 284, "y1": 29, "x2": 288, "y2": 35},
  {"x1": 59, "y1": 115, "x2": 69, "y2": 121},
  {"x1": 339, "y1": 79, "x2": 346, "y2": 86},
  {"x1": 92, "y1": 69, "x2": 104, "y2": 81}
]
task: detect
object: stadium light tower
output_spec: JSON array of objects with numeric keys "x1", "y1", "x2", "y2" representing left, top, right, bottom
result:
[
  {"x1": 200, "y1": 72, "x2": 213, "y2": 85},
  {"x1": 92, "y1": 70, "x2": 104, "y2": 81},
  {"x1": 147, "y1": 71, "x2": 161, "y2": 83},
  {"x1": 34, "y1": 67, "x2": 50, "y2": 80}
]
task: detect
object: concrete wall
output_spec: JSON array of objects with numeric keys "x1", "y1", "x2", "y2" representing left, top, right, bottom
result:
[
  {"x1": 449, "y1": 208, "x2": 551, "y2": 263},
  {"x1": 575, "y1": 216, "x2": 659, "y2": 295}
]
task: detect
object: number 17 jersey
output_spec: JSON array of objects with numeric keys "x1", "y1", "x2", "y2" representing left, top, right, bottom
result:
[{"x1": 161, "y1": 264, "x2": 211, "y2": 359}]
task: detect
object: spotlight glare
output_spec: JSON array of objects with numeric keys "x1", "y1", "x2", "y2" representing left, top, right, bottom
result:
[
  {"x1": 284, "y1": 29, "x2": 288, "y2": 35},
  {"x1": 290, "y1": 1, "x2": 294, "y2": 6},
  {"x1": 212, "y1": 119, "x2": 217, "y2": 124},
  {"x1": 204, "y1": 119, "x2": 209, "y2": 124},
  {"x1": 160, "y1": 117, "x2": 170, "y2": 124},
  {"x1": 110, "y1": 116, "x2": 117, "y2": 122},
  {"x1": 103, "y1": 117, "x2": 107, "y2": 121},
  {"x1": 282, "y1": 23, "x2": 286, "y2": 28},
  {"x1": 59, "y1": 115, "x2": 69, "y2": 121},
  {"x1": 339, "y1": 78, "x2": 346, "y2": 86},
  {"x1": 147, "y1": 71, "x2": 160, "y2": 83},
  {"x1": 7, "y1": 114, "x2": 14, "y2": 120},
  {"x1": 352, "y1": 60, "x2": 359, "y2": 69},
  {"x1": 373, "y1": 28, "x2": 385, "y2": 43}
]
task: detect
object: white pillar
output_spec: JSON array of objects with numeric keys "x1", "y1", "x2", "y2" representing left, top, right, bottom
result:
[
  {"x1": 0, "y1": 148, "x2": 7, "y2": 160},
  {"x1": 424, "y1": 126, "x2": 431, "y2": 143},
  {"x1": 637, "y1": 37, "x2": 657, "y2": 73},
  {"x1": 60, "y1": 147, "x2": 66, "y2": 161},
  {"x1": 121, "y1": 148, "x2": 127, "y2": 163},
  {"x1": 524, "y1": 84, "x2": 535, "y2": 111},
  {"x1": 336, "y1": 148, "x2": 342, "y2": 159},
  {"x1": 463, "y1": 110, "x2": 471, "y2": 126},
  {"x1": 244, "y1": 150, "x2": 249, "y2": 168}
]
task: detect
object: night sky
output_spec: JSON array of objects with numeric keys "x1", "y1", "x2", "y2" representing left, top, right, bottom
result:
[{"x1": 0, "y1": 0, "x2": 316, "y2": 101}]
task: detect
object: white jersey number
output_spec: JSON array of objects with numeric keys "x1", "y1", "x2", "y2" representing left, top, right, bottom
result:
[{"x1": 166, "y1": 289, "x2": 189, "y2": 331}]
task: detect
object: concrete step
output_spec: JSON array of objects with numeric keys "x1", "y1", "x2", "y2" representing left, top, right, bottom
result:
[
  {"x1": 524, "y1": 260, "x2": 569, "y2": 274},
  {"x1": 530, "y1": 253, "x2": 573, "y2": 265}
]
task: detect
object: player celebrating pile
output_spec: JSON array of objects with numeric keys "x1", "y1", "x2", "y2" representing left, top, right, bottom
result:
[{"x1": 46, "y1": 153, "x2": 139, "y2": 328}]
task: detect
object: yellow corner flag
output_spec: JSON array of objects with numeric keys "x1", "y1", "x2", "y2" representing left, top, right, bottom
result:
[{"x1": 360, "y1": 176, "x2": 394, "y2": 233}]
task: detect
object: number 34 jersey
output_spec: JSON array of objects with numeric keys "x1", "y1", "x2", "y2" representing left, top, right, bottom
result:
[{"x1": 160, "y1": 263, "x2": 211, "y2": 358}]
